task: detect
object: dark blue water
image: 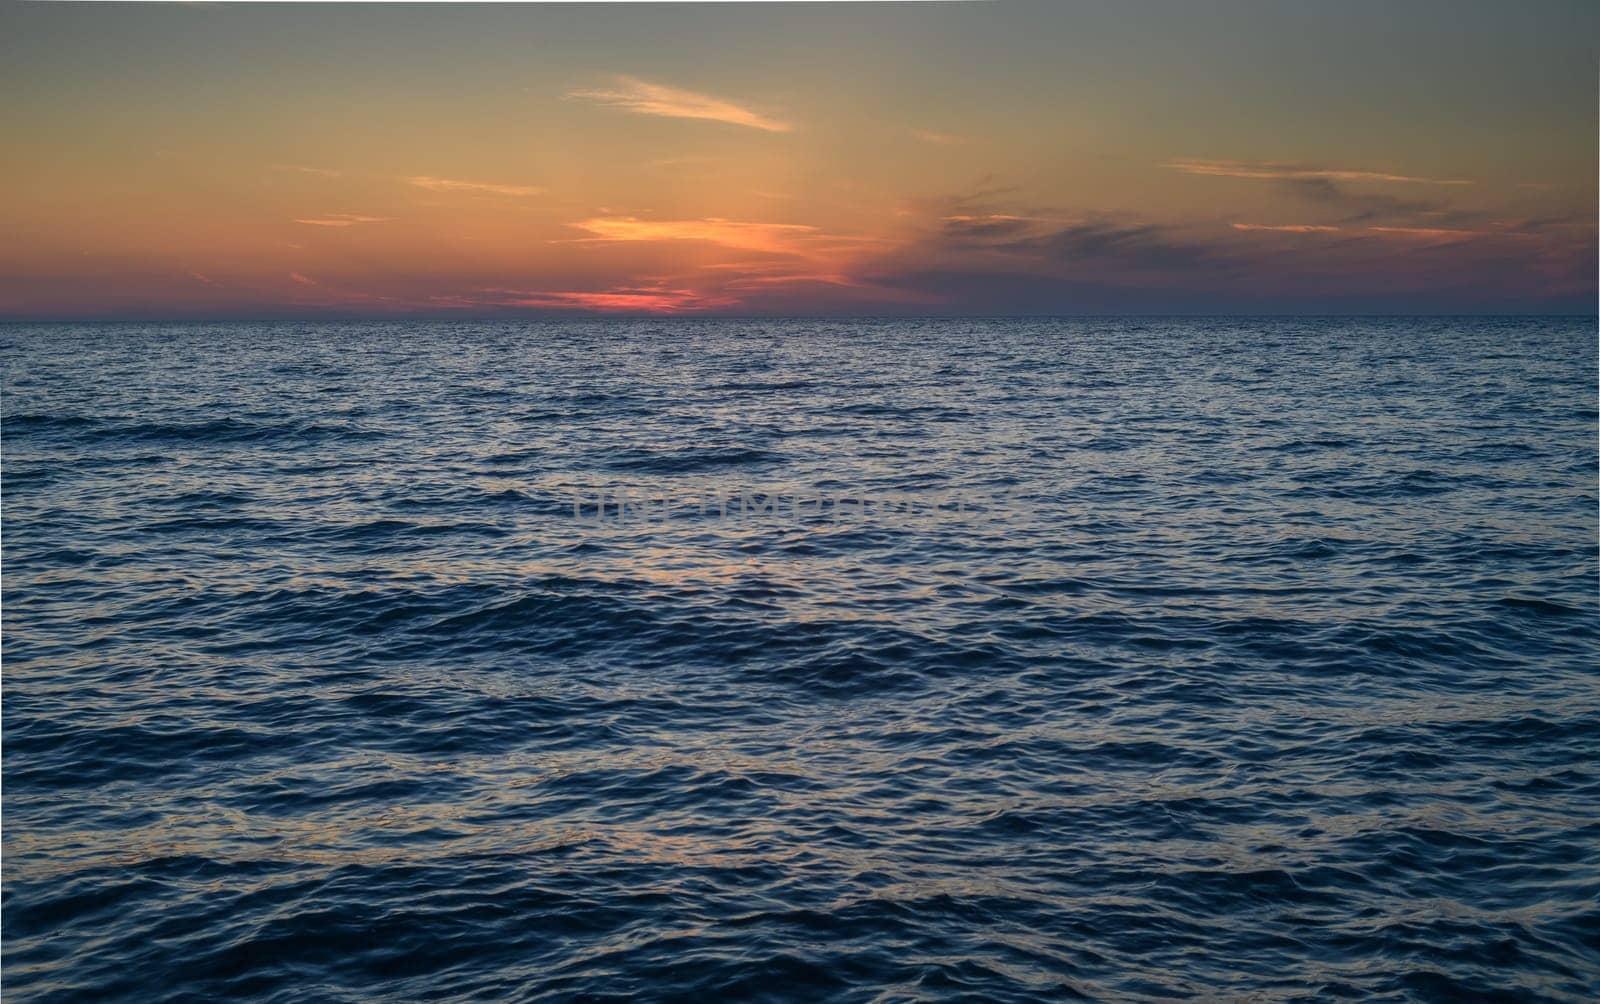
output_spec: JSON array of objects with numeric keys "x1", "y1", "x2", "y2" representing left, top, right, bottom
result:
[{"x1": 3, "y1": 317, "x2": 1598, "y2": 1002}]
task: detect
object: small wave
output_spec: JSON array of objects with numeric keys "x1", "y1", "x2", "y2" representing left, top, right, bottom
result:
[{"x1": 599, "y1": 445, "x2": 785, "y2": 474}]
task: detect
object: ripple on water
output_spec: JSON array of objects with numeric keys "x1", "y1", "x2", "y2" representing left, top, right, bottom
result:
[{"x1": 3, "y1": 317, "x2": 1598, "y2": 1001}]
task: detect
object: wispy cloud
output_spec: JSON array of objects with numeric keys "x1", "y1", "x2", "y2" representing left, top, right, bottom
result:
[
  {"x1": 568, "y1": 216, "x2": 821, "y2": 255},
  {"x1": 838, "y1": 179, "x2": 1600, "y2": 314},
  {"x1": 1002, "y1": 220, "x2": 1219, "y2": 271},
  {"x1": 294, "y1": 214, "x2": 390, "y2": 227},
  {"x1": 273, "y1": 165, "x2": 343, "y2": 178},
  {"x1": 1366, "y1": 225, "x2": 1491, "y2": 241},
  {"x1": 463, "y1": 285, "x2": 732, "y2": 314},
  {"x1": 897, "y1": 179, "x2": 1024, "y2": 220},
  {"x1": 940, "y1": 214, "x2": 1038, "y2": 243},
  {"x1": 912, "y1": 129, "x2": 967, "y2": 146},
  {"x1": 566, "y1": 76, "x2": 792, "y2": 132},
  {"x1": 407, "y1": 176, "x2": 544, "y2": 197},
  {"x1": 646, "y1": 155, "x2": 715, "y2": 168},
  {"x1": 288, "y1": 272, "x2": 319, "y2": 286},
  {"x1": 540, "y1": 215, "x2": 898, "y2": 312},
  {"x1": 1167, "y1": 158, "x2": 1470, "y2": 185},
  {"x1": 1231, "y1": 223, "x2": 1341, "y2": 233},
  {"x1": 914, "y1": 199, "x2": 1216, "y2": 274},
  {"x1": 1275, "y1": 176, "x2": 1448, "y2": 225}
]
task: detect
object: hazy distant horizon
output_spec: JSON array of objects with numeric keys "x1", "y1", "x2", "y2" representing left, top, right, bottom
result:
[{"x1": 4, "y1": 311, "x2": 1595, "y2": 325}]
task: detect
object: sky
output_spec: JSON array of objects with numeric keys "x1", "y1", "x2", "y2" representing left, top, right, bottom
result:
[{"x1": 1, "y1": 0, "x2": 1595, "y2": 318}]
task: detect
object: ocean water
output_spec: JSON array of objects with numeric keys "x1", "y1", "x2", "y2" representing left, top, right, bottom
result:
[{"x1": 2, "y1": 317, "x2": 1597, "y2": 1002}]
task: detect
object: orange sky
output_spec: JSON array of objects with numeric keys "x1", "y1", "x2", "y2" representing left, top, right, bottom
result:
[{"x1": 2, "y1": 2, "x2": 1595, "y2": 317}]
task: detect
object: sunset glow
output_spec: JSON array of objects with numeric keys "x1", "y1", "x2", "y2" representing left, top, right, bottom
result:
[{"x1": 1, "y1": 1, "x2": 1594, "y2": 317}]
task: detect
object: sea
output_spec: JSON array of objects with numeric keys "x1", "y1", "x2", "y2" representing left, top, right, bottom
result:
[{"x1": 3, "y1": 317, "x2": 1597, "y2": 1001}]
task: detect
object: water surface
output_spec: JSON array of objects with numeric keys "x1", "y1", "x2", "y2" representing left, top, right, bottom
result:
[{"x1": 4, "y1": 317, "x2": 1598, "y2": 1001}]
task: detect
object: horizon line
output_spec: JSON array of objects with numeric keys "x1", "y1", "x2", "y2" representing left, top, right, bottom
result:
[{"x1": 3, "y1": 312, "x2": 1595, "y2": 324}]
